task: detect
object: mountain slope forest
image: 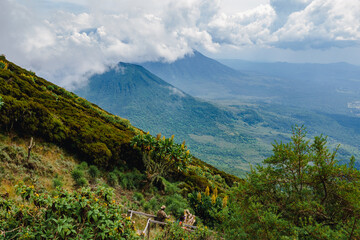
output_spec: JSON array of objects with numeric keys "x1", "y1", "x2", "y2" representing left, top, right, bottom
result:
[
  {"x1": 1, "y1": 56, "x2": 360, "y2": 239},
  {"x1": 76, "y1": 55, "x2": 360, "y2": 177}
]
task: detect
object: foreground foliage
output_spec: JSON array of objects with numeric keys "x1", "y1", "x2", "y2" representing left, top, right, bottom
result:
[
  {"x1": 0, "y1": 184, "x2": 140, "y2": 239},
  {"x1": 219, "y1": 126, "x2": 360, "y2": 239}
]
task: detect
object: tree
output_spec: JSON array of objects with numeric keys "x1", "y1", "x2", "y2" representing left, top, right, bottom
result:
[
  {"x1": 221, "y1": 126, "x2": 360, "y2": 239},
  {"x1": 130, "y1": 132, "x2": 192, "y2": 186}
]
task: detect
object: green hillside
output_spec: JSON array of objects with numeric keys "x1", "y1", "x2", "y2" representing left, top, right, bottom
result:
[{"x1": 1, "y1": 56, "x2": 360, "y2": 239}]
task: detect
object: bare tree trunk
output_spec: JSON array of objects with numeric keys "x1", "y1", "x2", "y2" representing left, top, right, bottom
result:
[{"x1": 27, "y1": 137, "x2": 35, "y2": 162}]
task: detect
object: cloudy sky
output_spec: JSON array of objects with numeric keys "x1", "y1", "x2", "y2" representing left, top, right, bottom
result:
[{"x1": 1, "y1": 0, "x2": 360, "y2": 89}]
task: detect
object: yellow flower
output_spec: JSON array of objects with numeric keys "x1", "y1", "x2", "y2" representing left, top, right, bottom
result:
[
  {"x1": 54, "y1": 196, "x2": 58, "y2": 199},
  {"x1": 204, "y1": 186, "x2": 210, "y2": 196},
  {"x1": 95, "y1": 198, "x2": 98, "y2": 202},
  {"x1": 222, "y1": 196, "x2": 228, "y2": 208},
  {"x1": 211, "y1": 194, "x2": 217, "y2": 205},
  {"x1": 35, "y1": 193, "x2": 39, "y2": 197},
  {"x1": 197, "y1": 192, "x2": 202, "y2": 202}
]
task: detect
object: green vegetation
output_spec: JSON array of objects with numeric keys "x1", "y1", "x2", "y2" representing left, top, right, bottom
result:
[
  {"x1": 0, "y1": 55, "x2": 140, "y2": 169},
  {"x1": 155, "y1": 222, "x2": 217, "y2": 240},
  {"x1": 76, "y1": 59, "x2": 360, "y2": 177},
  {"x1": 216, "y1": 126, "x2": 360, "y2": 239},
  {"x1": 131, "y1": 133, "x2": 192, "y2": 186},
  {"x1": 1, "y1": 56, "x2": 359, "y2": 239},
  {"x1": 189, "y1": 186, "x2": 227, "y2": 227},
  {"x1": 0, "y1": 56, "x2": 234, "y2": 239},
  {"x1": 0, "y1": 183, "x2": 140, "y2": 239}
]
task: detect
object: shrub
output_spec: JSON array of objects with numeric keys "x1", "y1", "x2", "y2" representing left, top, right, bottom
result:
[
  {"x1": 131, "y1": 133, "x2": 192, "y2": 186},
  {"x1": 188, "y1": 187, "x2": 225, "y2": 227},
  {"x1": 0, "y1": 60, "x2": 8, "y2": 70},
  {"x1": 52, "y1": 175, "x2": 63, "y2": 188},
  {"x1": 46, "y1": 85, "x2": 55, "y2": 91},
  {"x1": 71, "y1": 168, "x2": 84, "y2": 180},
  {"x1": 107, "y1": 172, "x2": 118, "y2": 187},
  {"x1": 165, "y1": 193, "x2": 190, "y2": 219},
  {"x1": 132, "y1": 192, "x2": 144, "y2": 202},
  {"x1": 155, "y1": 222, "x2": 218, "y2": 240},
  {"x1": 118, "y1": 170, "x2": 145, "y2": 190},
  {"x1": 1, "y1": 183, "x2": 141, "y2": 239},
  {"x1": 88, "y1": 165, "x2": 100, "y2": 179},
  {"x1": 76, "y1": 177, "x2": 88, "y2": 187},
  {"x1": 71, "y1": 168, "x2": 87, "y2": 187}
]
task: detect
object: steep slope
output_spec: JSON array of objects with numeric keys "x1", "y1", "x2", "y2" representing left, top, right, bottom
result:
[
  {"x1": 0, "y1": 55, "x2": 237, "y2": 185},
  {"x1": 0, "y1": 56, "x2": 142, "y2": 169},
  {"x1": 140, "y1": 51, "x2": 246, "y2": 98}
]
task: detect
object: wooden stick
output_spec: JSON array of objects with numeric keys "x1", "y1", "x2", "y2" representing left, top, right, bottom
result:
[{"x1": 27, "y1": 137, "x2": 35, "y2": 162}]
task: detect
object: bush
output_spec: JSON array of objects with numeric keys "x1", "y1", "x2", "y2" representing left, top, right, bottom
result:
[
  {"x1": 71, "y1": 168, "x2": 87, "y2": 187},
  {"x1": 118, "y1": 170, "x2": 145, "y2": 190},
  {"x1": 88, "y1": 165, "x2": 100, "y2": 179},
  {"x1": 107, "y1": 172, "x2": 118, "y2": 186},
  {"x1": 52, "y1": 175, "x2": 63, "y2": 188},
  {"x1": 78, "y1": 161, "x2": 88, "y2": 170},
  {"x1": 132, "y1": 192, "x2": 144, "y2": 202},
  {"x1": 165, "y1": 193, "x2": 190, "y2": 219},
  {"x1": 71, "y1": 168, "x2": 84, "y2": 181},
  {"x1": 155, "y1": 222, "x2": 218, "y2": 240},
  {"x1": 219, "y1": 126, "x2": 360, "y2": 239},
  {"x1": 0, "y1": 183, "x2": 141, "y2": 239},
  {"x1": 76, "y1": 177, "x2": 88, "y2": 187}
]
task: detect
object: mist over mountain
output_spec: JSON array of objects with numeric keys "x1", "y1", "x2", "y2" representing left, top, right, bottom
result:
[
  {"x1": 219, "y1": 59, "x2": 360, "y2": 116},
  {"x1": 140, "y1": 51, "x2": 246, "y2": 98}
]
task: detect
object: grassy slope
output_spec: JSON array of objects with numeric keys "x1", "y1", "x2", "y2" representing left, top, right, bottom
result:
[{"x1": 0, "y1": 55, "x2": 238, "y2": 195}]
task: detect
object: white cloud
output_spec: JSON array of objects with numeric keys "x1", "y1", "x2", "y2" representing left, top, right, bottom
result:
[
  {"x1": 0, "y1": 0, "x2": 359, "y2": 89},
  {"x1": 272, "y1": 0, "x2": 360, "y2": 49},
  {"x1": 166, "y1": 86, "x2": 186, "y2": 98}
]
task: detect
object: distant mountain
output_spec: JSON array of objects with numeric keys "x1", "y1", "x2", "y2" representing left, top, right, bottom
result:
[
  {"x1": 140, "y1": 51, "x2": 246, "y2": 98},
  {"x1": 218, "y1": 59, "x2": 360, "y2": 115},
  {"x1": 75, "y1": 62, "x2": 234, "y2": 135},
  {"x1": 75, "y1": 61, "x2": 360, "y2": 175},
  {"x1": 75, "y1": 62, "x2": 258, "y2": 176}
]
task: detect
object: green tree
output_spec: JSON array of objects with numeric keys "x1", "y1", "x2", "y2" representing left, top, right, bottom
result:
[
  {"x1": 131, "y1": 132, "x2": 192, "y2": 186},
  {"x1": 221, "y1": 126, "x2": 360, "y2": 239}
]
